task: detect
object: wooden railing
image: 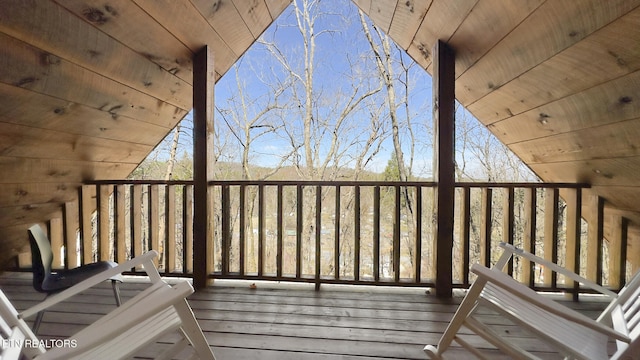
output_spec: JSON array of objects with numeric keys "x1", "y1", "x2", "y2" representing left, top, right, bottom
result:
[{"x1": 20, "y1": 179, "x2": 633, "y2": 292}]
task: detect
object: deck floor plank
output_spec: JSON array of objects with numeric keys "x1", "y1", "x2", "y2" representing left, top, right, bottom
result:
[{"x1": 0, "y1": 273, "x2": 608, "y2": 359}]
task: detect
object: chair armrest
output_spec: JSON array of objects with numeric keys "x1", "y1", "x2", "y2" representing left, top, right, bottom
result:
[
  {"x1": 499, "y1": 242, "x2": 617, "y2": 298},
  {"x1": 472, "y1": 264, "x2": 630, "y2": 343},
  {"x1": 40, "y1": 281, "x2": 195, "y2": 359},
  {"x1": 20, "y1": 251, "x2": 159, "y2": 319}
]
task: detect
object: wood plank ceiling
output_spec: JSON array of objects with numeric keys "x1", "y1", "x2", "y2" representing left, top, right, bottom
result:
[{"x1": 1, "y1": 0, "x2": 640, "y2": 266}]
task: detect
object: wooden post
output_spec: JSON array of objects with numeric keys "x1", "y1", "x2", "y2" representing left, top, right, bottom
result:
[
  {"x1": 193, "y1": 46, "x2": 215, "y2": 290},
  {"x1": 432, "y1": 40, "x2": 455, "y2": 298}
]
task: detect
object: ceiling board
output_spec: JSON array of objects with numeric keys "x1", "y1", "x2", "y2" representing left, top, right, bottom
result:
[
  {"x1": 56, "y1": 0, "x2": 194, "y2": 84},
  {"x1": 0, "y1": 183, "x2": 81, "y2": 208},
  {"x1": 510, "y1": 117, "x2": 640, "y2": 164},
  {"x1": 132, "y1": 0, "x2": 235, "y2": 78},
  {"x1": 529, "y1": 156, "x2": 640, "y2": 187},
  {"x1": 469, "y1": 7, "x2": 640, "y2": 125},
  {"x1": 0, "y1": 84, "x2": 170, "y2": 146},
  {"x1": 0, "y1": 122, "x2": 152, "y2": 163},
  {"x1": 0, "y1": 0, "x2": 191, "y2": 110},
  {"x1": 233, "y1": 0, "x2": 275, "y2": 39},
  {"x1": 0, "y1": 33, "x2": 187, "y2": 127},
  {"x1": 387, "y1": 0, "x2": 432, "y2": 50},
  {"x1": 449, "y1": 0, "x2": 544, "y2": 76},
  {"x1": 457, "y1": 0, "x2": 639, "y2": 107},
  {"x1": 488, "y1": 69, "x2": 640, "y2": 145},
  {"x1": 0, "y1": 156, "x2": 137, "y2": 184},
  {"x1": 406, "y1": 0, "x2": 477, "y2": 70},
  {"x1": 367, "y1": 0, "x2": 397, "y2": 33},
  {"x1": 191, "y1": 0, "x2": 255, "y2": 57}
]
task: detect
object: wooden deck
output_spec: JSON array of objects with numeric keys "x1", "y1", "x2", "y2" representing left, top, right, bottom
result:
[{"x1": 0, "y1": 272, "x2": 609, "y2": 359}]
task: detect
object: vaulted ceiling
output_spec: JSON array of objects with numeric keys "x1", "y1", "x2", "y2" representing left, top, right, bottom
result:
[{"x1": 1, "y1": 0, "x2": 639, "y2": 265}]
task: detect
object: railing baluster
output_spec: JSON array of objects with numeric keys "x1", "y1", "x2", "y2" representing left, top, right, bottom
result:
[
  {"x1": 354, "y1": 185, "x2": 361, "y2": 282},
  {"x1": 97, "y1": 184, "x2": 111, "y2": 262},
  {"x1": 315, "y1": 185, "x2": 322, "y2": 289},
  {"x1": 183, "y1": 185, "x2": 193, "y2": 274},
  {"x1": 166, "y1": 185, "x2": 176, "y2": 273},
  {"x1": 296, "y1": 185, "x2": 303, "y2": 279},
  {"x1": 335, "y1": 186, "x2": 341, "y2": 280},
  {"x1": 50, "y1": 217, "x2": 64, "y2": 270},
  {"x1": 258, "y1": 184, "x2": 265, "y2": 277},
  {"x1": 564, "y1": 187, "x2": 581, "y2": 299},
  {"x1": 414, "y1": 185, "x2": 422, "y2": 283},
  {"x1": 221, "y1": 185, "x2": 230, "y2": 275},
  {"x1": 503, "y1": 187, "x2": 515, "y2": 276},
  {"x1": 277, "y1": 185, "x2": 284, "y2": 278},
  {"x1": 115, "y1": 185, "x2": 126, "y2": 264},
  {"x1": 522, "y1": 187, "x2": 537, "y2": 287},
  {"x1": 373, "y1": 186, "x2": 380, "y2": 282},
  {"x1": 80, "y1": 185, "x2": 94, "y2": 264},
  {"x1": 480, "y1": 188, "x2": 492, "y2": 267},
  {"x1": 609, "y1": 215, "x2": 628, "y2": 290},
  {"x1": 543, "y1": 188, "x2": 559, "y2": 288},
  {"x1": 239, "y1": 184, "x2": 246, "y2": 276},
  {"x1": 64, "y1": 198, "x2": 80, "y2": 269},
  {"x1": 459, "y1": 186, "x2": 471, "y2": 286},
  {"x1": 393, "y1": 186, "x2": 401, "y2": 282},
  {"x1": 131, "y1": 184, "x2": 143, "y2": 270},
  {"x1": 586, "y1": 195, "x2": 605, "y2": 284},
  {"x1": 149, "y1": 184, "x2": 160, "y2": 268}
]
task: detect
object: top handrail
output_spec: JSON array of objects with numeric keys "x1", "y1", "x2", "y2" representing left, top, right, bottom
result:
[{"x1": 86, "y1": 179, "x2": 590, "y2": 189}]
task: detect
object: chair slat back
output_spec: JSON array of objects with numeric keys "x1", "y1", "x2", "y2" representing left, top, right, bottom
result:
[
  {"x1": 608, "y1": 271, "x2": 640, "y2": 359},
  {"x1": 0, "y1": 290, "x2": 46, "y2": 359}
]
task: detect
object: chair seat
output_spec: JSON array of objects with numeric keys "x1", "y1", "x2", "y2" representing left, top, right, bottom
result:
[
  {"x1": 479, "y1": 282, "x2": 609, "y2": 360},
  {"x1": 41, "y1": 261, "x2": 122, "y2": 292}
]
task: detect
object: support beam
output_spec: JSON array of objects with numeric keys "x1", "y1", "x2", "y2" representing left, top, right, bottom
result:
[
  {"x1": 432, "y1": 40, "x2": 455, "y2": 298},
  {"x1": 193, "y1": 46, "x2": 215, "y2": 290}
]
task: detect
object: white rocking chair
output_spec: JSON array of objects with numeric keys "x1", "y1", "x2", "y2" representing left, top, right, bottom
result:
[
  {"x1": 1, "y1": 251, "x2": 216, "y2": 360},
  {"x1": 425, "y1": 242, "x2": 640, "y2": 360}
]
